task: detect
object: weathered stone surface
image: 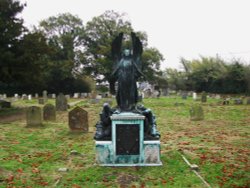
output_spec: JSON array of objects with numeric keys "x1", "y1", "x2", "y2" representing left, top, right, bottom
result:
[
  {"x1": 234, "y1": 98, "x2": 243, "y2": 105},
  {"x1": 144, "y1": 144, "x2": 160, "y2": 163},
  {"x1": 43, "y1": 104, "x2": 56, "y2": 121},
  {"x1": 201, "y1": 92, "x2": 207, "y2": 102},
  {"x1": 246, "y1": 98, "x2": 250, "y2": 105},
  {"x1": 43, "y1": 90, "x2": 47, "y2": 102},
  {"x1": 190, "y1": 105, "x2": 204, "y2": 121},
  {"x1": 26, "y1": 106, "x2": 42, "y2": 126},
  {"x1": 56, "y1": 93, "x2": 68, "y2": 111},
  {"x1": 38, "y1": 98, "x2": 45, "y2": 105},
  {"x1": 68, "y1": 106, "x2": 88, "y2": 132},
  {"x1": 192, "y1": 92, "x2": 197, "y2": 100}
]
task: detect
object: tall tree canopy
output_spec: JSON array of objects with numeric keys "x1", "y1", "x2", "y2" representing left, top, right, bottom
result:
[{"x1": 0, "y1": 0, "x2": 26, "y2": 84}]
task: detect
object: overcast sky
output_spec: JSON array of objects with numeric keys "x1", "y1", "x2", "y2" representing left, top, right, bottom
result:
[{"x1": 20, "y1": 0, "x2": 250, "y2": 69}]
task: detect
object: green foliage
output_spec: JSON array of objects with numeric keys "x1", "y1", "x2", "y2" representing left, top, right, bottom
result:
[
  {"x1": 165, "y1": 56, "x2": 249, "y2": 94},
  {"x1": 0, "y1": 0, "x2": 26, "y2": 84}
]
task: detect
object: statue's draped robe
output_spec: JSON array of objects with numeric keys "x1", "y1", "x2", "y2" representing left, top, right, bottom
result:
[{"x1": 115, "y1": 56, "x2": 139, "y2": 111}]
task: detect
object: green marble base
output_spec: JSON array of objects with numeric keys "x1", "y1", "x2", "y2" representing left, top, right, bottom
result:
[{"x1": 95, "y1": 112, "x2": 162, "y2": 166}]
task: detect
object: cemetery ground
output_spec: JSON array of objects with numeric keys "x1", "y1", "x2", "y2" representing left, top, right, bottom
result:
[{"x1": 0, "y1": 97, "x2": 249, "y2": 188}]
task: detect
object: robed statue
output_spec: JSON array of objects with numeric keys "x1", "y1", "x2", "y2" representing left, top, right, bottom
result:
[{"x1": 110, "y1": 32, "x2": 144, "y2": 111}]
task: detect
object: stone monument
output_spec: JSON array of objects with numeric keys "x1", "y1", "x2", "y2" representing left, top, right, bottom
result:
[
  {"x1": 26, "y1": 106, "x2": 42, "y2": 126},
  {"x1": 56, "y1": 93, "x2": 68, "y2": 111},
  {"x1": 43, "y1": 104, "x2": 56, "y2": 121},
  {"x1": 94, "y1": 32, "x2": 162, "y2": 166},
  {"x1": 68, "y1": 106, "x2": 88, "y2": 132}
]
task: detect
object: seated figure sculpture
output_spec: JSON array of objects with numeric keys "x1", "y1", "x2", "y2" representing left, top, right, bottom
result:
[{"x1": 94, "y1": 32, "x2": 160, "y2": 140}]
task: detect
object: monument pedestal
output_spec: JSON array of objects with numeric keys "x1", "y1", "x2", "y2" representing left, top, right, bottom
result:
[{"x1": 95, "y1": 112, "x2": 162, "y2": 166}]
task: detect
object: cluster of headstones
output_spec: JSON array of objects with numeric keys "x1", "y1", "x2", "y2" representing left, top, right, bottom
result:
[{"x1": 26, "y1": 93, "x2": 89, "y2": 132}]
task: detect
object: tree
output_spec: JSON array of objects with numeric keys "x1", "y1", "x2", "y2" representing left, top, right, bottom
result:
[
  {"x1": 37, "y1": 13, "x2": 89, "y2": 93},
  {"x1": 0, "y1": 0, "x2": 26, "y2": 86},
  {"x1": 82, "y1": 10, "x2": 163, "y2": 90},
  {"x1": 141, "y1": 47, "x2": 164, "y2": 82}
]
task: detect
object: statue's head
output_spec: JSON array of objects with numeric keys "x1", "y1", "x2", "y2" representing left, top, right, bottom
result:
[{"x1": 123, "y1": 49, "x2": 131, "y2": 57}]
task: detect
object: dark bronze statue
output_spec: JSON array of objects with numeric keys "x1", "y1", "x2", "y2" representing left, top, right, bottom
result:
[
  {"x1": 111, "y1": 32, "x2": 144, "y2": 111},
  {"x1": 94, "y1": 32, "x2": 160, "y2": 140}
]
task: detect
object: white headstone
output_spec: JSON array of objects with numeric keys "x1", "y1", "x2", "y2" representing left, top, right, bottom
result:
[
  {"x1": 28, "y1": 94, "x2": 32, "y2": 100},
  {"x1": 3, "y1": 94, "x2": 7, "y2": 99},
  {"x1": 192, "y1": 92, "x2": 197, "y2": 100},
  {"x1": 14, "y1": 94, "x2": 19, "y2": 98},
  {"x1": 52, "y1": 94, "x2": 56, "y2": 99},
  {"x1": 96, "y1": 95, "x2": 102, "y2": 99},
  {"x1": 215, "y1": 94, "x2": 221, "y2": 99},
  {"x1": 73, "y1": 93, "x2": 79, "y2": 98}
]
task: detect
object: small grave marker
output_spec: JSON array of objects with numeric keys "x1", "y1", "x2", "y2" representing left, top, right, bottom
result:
[
  {"x1": 68, "y1": 106, "x2": 88, "y2": 132},
  {"x1": 26, "y1": 106, "x2": 42, "y2": 126},
  {"x1": 190, "y1": 105, "x2": 204, "y2": 121},
  {"x1": 43, "y1": 104, "x2": 56, "y2": 121},
  {"x1": 56, "y1": 93, "x2": 68, "y2": 111}
]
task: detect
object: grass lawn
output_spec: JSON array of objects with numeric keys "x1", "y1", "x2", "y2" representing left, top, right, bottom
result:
[{"x1": 0, "y1": 97, "x2": 249, "y2": 187}]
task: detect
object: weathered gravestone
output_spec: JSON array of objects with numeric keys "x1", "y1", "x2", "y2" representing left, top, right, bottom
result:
[
  {"x1": 43, "y1": 104, "x2": 56, "y2": 121},
  {"x1": 22, "y1": 94, "x2": 28, "y2": 100},
  {"x1": 26, "y1": 106, "x2": 42, "y2": 126},
  {"x1": 182, "y1": 92, "x2": 188, "y2": 100},
  {"x1": 28, "y1": 94, "x2": 32, "y2": 100},
  {"x1": 234, "y1": 98, "x2": 243, "y2": 105},
  {"x1": 56, "y1": 93, "x2": 68, "y2": 111},
  {"x1": 192, "y1": 92, "x2": 197, "y2": 100},
  {"x1": 43, "y1": 90, "x2": 48, "y2": 102},
  {"x1": 190, "y1": 105, "x2": 204, "y2": 121},
  {"x1": 246, "y1": 98, "x2": 250, "y2": 105},
  {"x1": 52, "y1": 94, "x2": 56, "y2": 99},
  {"x1": 68, "y1": 106, "x2": 88, "y2": 132},
  {"x1": 38, "y1": 98, "x2": 45, "y2": 105},
  {"x1": 201, "y1": 92, "x2": 207, "y2": 102}
]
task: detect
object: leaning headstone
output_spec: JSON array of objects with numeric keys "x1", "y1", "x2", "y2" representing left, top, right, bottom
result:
[
  {"x1": 0, "y1": 100, "x2": 11, "y2": 108},
  {"x1": 56, "y1": 93, "x2": 68, "y2": 111},
  {"x1": 26, "y1": 106, "x2": 42, "y2": 126},
  {"x1": 190, "y1": 105, "x2": 204, "y2": 121},
  {"x1": 43, "y1": 104, "x2": 56, "y2": 121},
  {"x1": 68, "y1": 106, "x2": 88, "y2": 132},
  {"x1": 201, "y1": 92, "x2": 207, "y2": 102}
]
